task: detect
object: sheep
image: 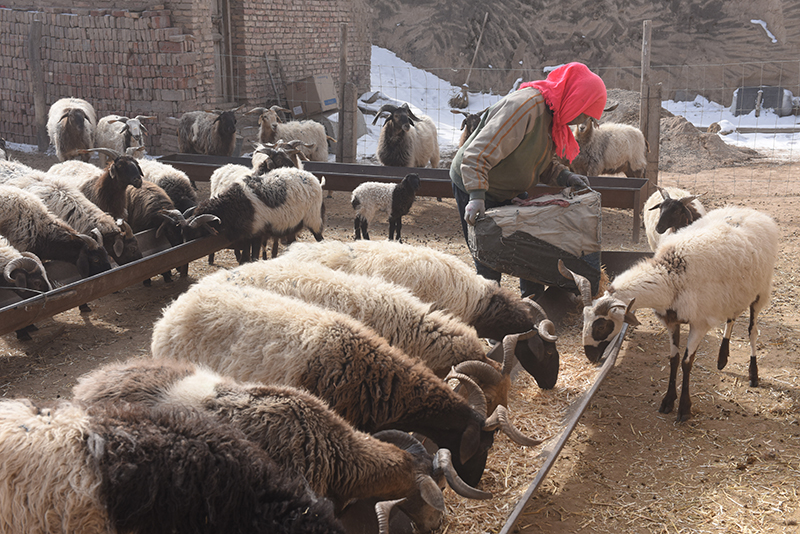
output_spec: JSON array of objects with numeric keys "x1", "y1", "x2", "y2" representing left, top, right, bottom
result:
[
  {"x1": 4, "y1": 170, "x2": 142, "y2": 266},
  {"x1": 73, "y1": 358, "x2": 491, "y2": 531},
  {"x1": 136, "y1": 158, "x2": 198, "y2": 213},
  {"x1": 95, "y1": 114, "x2": 156, "y2": 167},
  {"x1": 0, "y1": 184, "x2": 112, "y2": 278},
  {"x1": 569, "y1": 117, "x2": 647, "y2": 178},
  {"x1": 246, "y1": 106, "x2": 329, "y2": 161},
  {"x1": 0, "y1": 397, "x2": 345, "y2": 534},
  {"x1": 177, "y1": 108, "x2": 239, "y2": 156},
  {"x1": 373, "y1": 103, "x2": 440, "y2": 168},
  {"x1": 47, "y1": 147, "x2": 143, "y2": 220},
  {"x1": 280, "y1": 239, "x2": 560, "y2": 389},
  {"x1": 0, "y1": 236, "x2": 51, "y2": 295},
  {"x1": 558, "y1": 205, "x2": 779, "y2": 422},
  {"x1": 450, "y1": 107, "x2": 488, "y2": 147},
  {"x1": 186, "y1": 166, "x2": 326, "y2": 264},
  {"x1": 0, "y1": 137, "x2": 7, "y2": 160},
  {"x1": 46, "y1": 97, "x2": 97, "y2": 162},
  {"x1": 352, "y1": 173, "x2": 421, "y2": 242},
  {"x1": 150, "y1": 281, "x2": 542, "y2": 487},
  {"x1": 643, "y1": 186, "x2": 707, "y2": 251},
  {"x1": 251, "y1": 139, "x2": 311, "y2": 172}
]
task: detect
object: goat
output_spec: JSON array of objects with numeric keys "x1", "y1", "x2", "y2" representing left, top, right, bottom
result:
[
  {"x1": 151, "y1": 281, "x2": 542, "y2": 487},
  {"x1": 246, "y1": 106, "x2": 329, "y2": 161},
  {"x1": 73, "y1": 358, "x2": 490, "y2": 531},
  {"x1": 280, "y1": 239, "x2": 560, "y2": 389},
  {"x1": 178, "y1": 108, "x2": 240, "y2": 156},
  {"x1": 352, "y1": 173, "x2": 421, "y2": 242},
  {"x1": 46, "y1": 97, "x2": 97, "y2": 162},
  {"x1": 95, "y1": 114, "x2": 156, "y2": 166},
  {"x1": 569, "y1": 117, "x2": 647, "y2": 177},
  {"x1": 451, "y1": 108, "x2": 488, "y2": 147},
  {"x1": 558, "y1": 205, "x2": 779, "y2": 421},
  {"x1": 373, "y1": 103, "x2": 440, "y2": 168},
  {"x1": 0, "y1": 397, "x2": 345, "y2": 534},
  {"x1": 643, "y1": 186, "x2": 706, "y2": 251}
]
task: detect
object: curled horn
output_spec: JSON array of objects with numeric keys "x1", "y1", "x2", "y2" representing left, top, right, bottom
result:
[
  {"x1": 451, "y1": 360, "x2": 503, "y2": 387},
  {"x1": 523, "y1": 298, "x2": 557, "y2": 342},
  {"x1": 20, "y1": 252, "x2": 52, "y2": 290},
  {"x1": 187, "y1": 214, "x2": 220, "y2": 235},
  {"x1": 374, "y1": 499, "x2": 405, "y2": 534},
  {"x1": 77, "y1": 233, "x2": 98, "y2": 248},
  {"x1": 444, "y1": 369, "x2": 487, "y2": 417},
  {"x1": 558, "y1": 259, "x2": 593, "y2": 306},
  {"x1": 4, "y1": 256, "x2": 40, "y2": 284},
  {"x1": 133, "y1": 115, "x2": 156, "y2": 122},
  {"x1": 483, "y1": 405, "x2": 544, "y2": 447},
  {"x1": 432, "y1": 448, "x2": 492, "y2": 500},
  {"x1": 90, "y1": 228, "x2": 104, "y2": 247}
]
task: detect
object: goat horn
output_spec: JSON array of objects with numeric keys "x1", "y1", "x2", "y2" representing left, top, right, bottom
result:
[
  {"x1": 77, "y1": 233, "x2": 98, "y2": 248},
  {"x1": 484, "y1": 405, "x2": 544, "y2": 447},
  {"x1": 501, "y1": 332, "x2": 524, "y2": 376},
  {"x1": 133, "y1": 115, "x2": 157, "y2": 121},
  {"x1": 657, "y1": 186, "x2": 671, "y2": 200},
  {"x1": 187, "y1": 214, "x2": 220, "y2": 235},
  {"x1": 375, "y1": 499, "x2": 406, "y2": 534},
  {"x1": 4, "y1": 257, "x2": 39, "y2": 284},
  {"x1": 20, "y1": 252, "x2": 52, "y2": 290},
  {"x1": 452, "y1": 360, "x2": 503, "y2": 386},
  {"x1": 85, "y1": 147, "x2": 121, "y2": 160},
  {"x1": 245, "y1": 107, "x2": 267, "y2": 116},
  {"x1": 445, "y1": 369, "x2": 486, "y2": 418},
  {"x1": 522, "y1": 298, "x2": 557, "y2": 342},
  {"x1": 558, "y1": 259, "x2": 593, "y2": 306},
  {"x1": 117, "y1": 219, "x2": 135, "y2": 238},
  {"x1": 680, "y1": 195, "x2": 698, "y2": 205},
  {"x1": 450, "y1": 109, "x2": 470, "y2": 116},
  {"x1": 433, "y1": 448, "x2": 492, "y2": 500},
  {"x1": 91, "y1": 227, "x2": 103, "y2": 247}
]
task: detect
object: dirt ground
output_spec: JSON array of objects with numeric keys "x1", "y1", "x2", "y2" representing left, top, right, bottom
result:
[{"x1": 1, "y1": 149, "x2": 799, "y2": 533}]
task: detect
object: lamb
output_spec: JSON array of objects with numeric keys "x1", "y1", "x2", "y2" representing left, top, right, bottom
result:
[
  {"x1": 569, "y1": 117, "x2": 647, "y2": 178},
  {"x1": 0, "y1": 184, "x2": 113, "y2": 278},
  {"x1": 137, "y1": 158, "x2": 198, "y2": 213},
  {"x1": 558, "y1": 205, "x2": 779, "y2": 422},
  {"x1": 178, "y1": 108, "x2": 239, "y2": 156},
  {"x1": 186, "y1": 166, "x2": 326, "y2": 264},
  {"x1": 46, "y1": 97, "x2": 97, "y2": 162},
  {"x1": 47, "y1": 147, "x2": 143, "y2": 220},
  {"x1": 150, "y1": 281, "x2": 542, "y2": 487},
  {"x1": 0, "y1": 236, "x2": 51, "y2": 295},
  {"x1": 73, "y1": 358, "x2": 489, "y2": 531},
  {"x1": 373, "y1": 103, "x2": 440, "y2": 168},
  {"x1": 451, "y1": 107, "x2": 488, "y2": 147},
  {"x1": 0, "y1": 397, "x2": 345, "y2": 534},
  {"x1": 352, "y1": 173, "x2": 421, "y2": 241},
  {"x1": 95, "y1": 114, "x2": 156, "y2": 166},
  {"x1": 280, "y1": 239, "x2": 560, "y2": 389},
  {"x1": 246, "y1": 106, "x2": 329, "y2": 161},
  {"x1": 643, "y1": 186, "x2": 707, "y2": 251}
]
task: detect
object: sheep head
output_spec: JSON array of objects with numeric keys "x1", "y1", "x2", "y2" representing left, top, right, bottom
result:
[
  {"x1": 4, "y1": 252, "x2": 52, "y2": 293},
  {"x1": 373, "y1": 103, "x2": 420, "y2": 132},
  {"x1": 651, "y1": 187, "x2": 702, "y2": 235},
  {"x1": 75, "y1": 233, "x2": 113, "y2": 278},
  {"x1": 558, "y1": 259, "x2": 639, "y2": 363},
  {"x1": 213, "y1": 110, "x2": 238, "y2": 138}
]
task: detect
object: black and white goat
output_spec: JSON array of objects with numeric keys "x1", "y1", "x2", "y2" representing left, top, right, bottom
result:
[
  {"x1": 373, "y1": 103, "x2": 440, "y2": 168},
  {"x1": 559, "y1": 205, "x2": 779, "y2": 422}
]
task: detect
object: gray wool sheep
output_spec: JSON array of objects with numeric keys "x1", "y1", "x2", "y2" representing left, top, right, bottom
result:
[
  {"x1": 373, "y1": 103, "x2": 440, "y2": 168},
  {"x1": 559, "y1": 205, "x2": 779, "y2": 422},
  {"x1": 246, "y1": 106, "x2": 329, "y2": 162},
  {"x1": 137, "y1": 158, "x2": 198, "y2": 213},
  {"x1": 46, "y1": 97, "x2": 97, "y2": 162},
  {"x1": 351, "y1": 173, "x2": 421, "y2": 242},
  {"x1": 177, "y1": 109, "x2": 239, "y2": 156},
  {"x1": 0, "y1": 397, "x2": 345, "y2": 534}
]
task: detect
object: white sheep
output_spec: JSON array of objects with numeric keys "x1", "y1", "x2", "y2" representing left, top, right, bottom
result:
[
  {"x1": 0, "y1": 397, "x2": 345, "y2": 534},
  {"x1": 151, "y1": 280, "x2": 540, "y2": 487},
  {"x1": 46, "y1": 97, "x2": 97, "y2": 162},
  {"x1": 280, "y1": 239, "x2": 560, "y2": 389},
  {"x1": 373, "y1": 103, "x2": 440, "y2": 168},
  {"x1": 95, "y1": 114, "x2": 156, "y2": 167},
  {"x1": 569, "y1": 118, "x2": 647, "y2": 177},
  {"x1": 351, "y1": 173, "x2": 421, "y2": 241},
  {"x1": 558, "y1": 205, "x2": 779, "y2": 422},
  {"x1": 246, "y1": 106, "x2": 329, "y2": 162},
  {"x1": 643, "y1": 186, "x2": 706, "y2": 251},
  {"x1": 72, "y1": 357, "x2": 488, "y2": 532}
]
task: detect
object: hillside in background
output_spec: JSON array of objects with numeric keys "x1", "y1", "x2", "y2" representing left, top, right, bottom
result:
[{"x1": 367, "y1": 0, "x2": 800, "y2": 103}]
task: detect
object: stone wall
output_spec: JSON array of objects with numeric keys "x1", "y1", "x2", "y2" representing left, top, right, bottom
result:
[{"x1": 0, "y1": 1, "x2": 372, "y2": 155}]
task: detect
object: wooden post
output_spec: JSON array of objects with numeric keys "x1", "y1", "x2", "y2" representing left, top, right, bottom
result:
[
  {"x1": 29, "y1": 19, "x2": 48, "y2": 152},
  {"x1": 638, "y1": 20, "x2": 659, "y2": 196},
  {"x1": 337, "y1": 23, "x2": 348, "y2": 162},
  {"x1": 341, "y1": 83, "x2": 358, "y2": 163}
]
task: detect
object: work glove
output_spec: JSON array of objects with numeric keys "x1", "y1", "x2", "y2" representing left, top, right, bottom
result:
[
  {"x1": 465, "y1": 199, "x2": 485, "y2": 225},
  {"x1": 564, "y1": 172, "x2": 590, "y2": 190}
]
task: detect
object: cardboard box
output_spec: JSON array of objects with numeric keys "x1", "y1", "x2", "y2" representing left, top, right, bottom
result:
[{"x1": 286, "y1": 74, "x2": 339, "y2": 118}]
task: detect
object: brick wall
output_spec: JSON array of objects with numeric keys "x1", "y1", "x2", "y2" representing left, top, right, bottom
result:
[{"x1": 0, "y1": 1, "x2": 372, "y2": 155}]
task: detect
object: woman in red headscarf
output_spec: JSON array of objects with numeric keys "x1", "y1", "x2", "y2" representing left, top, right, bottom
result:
[{"x1": 450, "y1": 62, "x2": 607, "y2": 298}]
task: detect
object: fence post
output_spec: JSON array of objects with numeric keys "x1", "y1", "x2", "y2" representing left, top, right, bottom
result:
[
  {"x1": 29, "y1": 18, "x2": 48, "y2": 152},
  {"x1": 639, "y1": 19, "x2": 659, "y2": 196},
  {"x1": 341, "y1": 83, "x2": 358, "y2": 163},
  {"x1": 337, "y1": 23, "x2": 348, "y2": 162}
]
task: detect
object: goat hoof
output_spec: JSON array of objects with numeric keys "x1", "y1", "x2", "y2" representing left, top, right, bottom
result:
[
  {"x1": 79, "y1": 303, "x2": 92, "y2": 313},
  {"x1": 658, "y1": 400, "x2": 674, "y2": 414}
]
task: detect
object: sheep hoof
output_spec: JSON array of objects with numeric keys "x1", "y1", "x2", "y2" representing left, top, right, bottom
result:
[{"x1": 79, "y1": 303, "x2": 92, "y2": 313}]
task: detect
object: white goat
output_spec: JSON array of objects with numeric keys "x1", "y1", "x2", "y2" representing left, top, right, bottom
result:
[
  {"x1": 569, "y1": 118, "x2": 647, "y2": 177},
  {"x1": 558, "y1": 205, "x2": 779, "y2": 422}
]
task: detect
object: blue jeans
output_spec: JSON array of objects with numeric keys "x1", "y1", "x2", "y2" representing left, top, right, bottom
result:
[{"x1": 452, "y1": 183, "x2": 545, "y2": 299}]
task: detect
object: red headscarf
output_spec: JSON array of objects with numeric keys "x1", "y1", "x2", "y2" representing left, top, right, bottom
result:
[{"x1": 519, "y1": 62, "x2": 607, "y2": 162}]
